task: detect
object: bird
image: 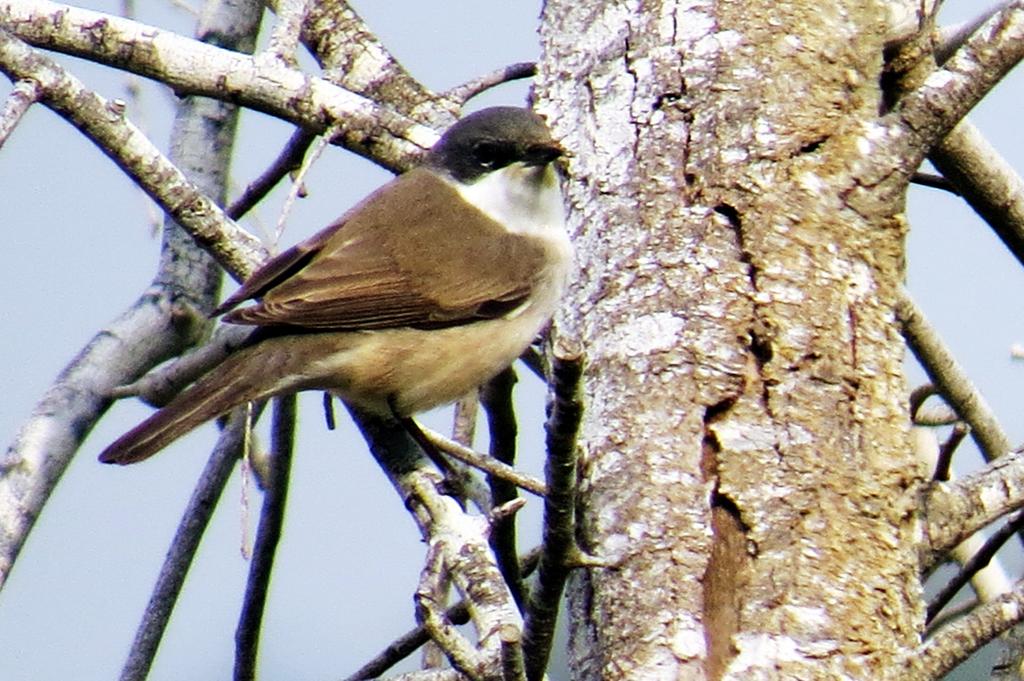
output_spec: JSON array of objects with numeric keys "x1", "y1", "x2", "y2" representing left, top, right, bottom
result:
[{"x1": 99, "y1": 106, "x2": 572, "y2": 465}]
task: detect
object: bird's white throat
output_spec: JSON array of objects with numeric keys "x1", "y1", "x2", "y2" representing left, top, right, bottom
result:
[{"x1": 450, "y1": 162, "x2": 566, "y2": 239}]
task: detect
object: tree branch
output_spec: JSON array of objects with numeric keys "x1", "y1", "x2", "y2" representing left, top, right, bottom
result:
[
  {"x1": 927, "y1": 512, "x2": 1024, "y2": 623},
  {"x1": 929, "y1": 119, "x2": 1024, "y2": 270},
  {"x1": 934, "y1": 1, "x2": 1013, "y2": 65},
  {"x1": 918, "y1": 583, "x2": 1024, "y2": 678},
  {"x1": 346, "y1": 549, "x2": 543, "y2": 681},
  {"x1": 119, "y1": 408, "x2": 248, "y2": 681},
  {"x1": 523, "y1": 341, "x2": 584, "y2": 681},
  {"x1": 0, "y1": 0, "x2": 264, "y2": 589},
  {"x1": 924, "y1": 450, "x2": 1024, "y2": 568},
  {"x1": 422, "y1": 428, "x2": 547, "y2": 497},
  {"x1": 444, "y1": 62, "x2": 537, "y2": 105},
  {"x1": 264, "y1": 0, "x2": 311, "y2": 66},
  {"x1": 0, "y1": 76, "x2": 39, "y2": 147},
  {"x1": 227, "y1": 128, "x2": 315, "y2": 222},
  {"x1": 896, "y1": 290, "x2": 1013, "y2": 463},
  {"x1": 235, "y1": 394, "x2": 296, "y2": 681},
  {"x1": 888, "y1": 1, "x2": 1024, "y2": 158},
  {"x1": 292, "y1": 0, "x2": 452, "y2": 125},
  {"x1": 481, "y1": 368, "x2": 525, "y2": 608},
  {"x1": 0, "y1": 28, "x2": 266, "y2": 280},
  {"x1": 0, "y1": 0, "x2": 437, "y2": 172},
  {"x1": 351, "y1": 408, "x2": 523, "y2": 680}
]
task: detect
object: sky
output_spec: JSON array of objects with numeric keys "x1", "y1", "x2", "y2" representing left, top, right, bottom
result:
[{"x1": 0, "y1": 2, "x2": 1021, "y2": 680}]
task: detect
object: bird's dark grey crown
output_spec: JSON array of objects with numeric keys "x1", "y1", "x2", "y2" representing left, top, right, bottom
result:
[{"x1": 426, "y1": 107, "x2": 562, "y2": 183}]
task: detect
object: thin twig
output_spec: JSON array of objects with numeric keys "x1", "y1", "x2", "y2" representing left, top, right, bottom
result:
[
  {"x1": 226, "y1": 128, "x2": 315, "y2": 221},
  {"x1": 909, "y1": 384, "x2": 939, "y2": 419},
  {"x1": 345, "y1": 600, "x2": 470, "y2": 681},
  {"x1": 927, "y1": 512, "x2": 1024, "y2": 623},
  {"x1": 934, "y1": 423, "x2": 969, "y2": 482},
  {"x1": 109, "y1": 324, "x2": 253, "y2": 406},
  {"x1": 0, "y1": 77, "x2": 40, "y2": 148},
  {"x1": 444, "y1": 62, "x2": 537, "y2": 105},
  {"x1": 273, "y1": 122, "x2": 341, "y2": 246},
  {"x1": 234, "y1": 394, "x2": 296, "y2": 681},
  {"x1": 481, "y1": 368, "x2": 525, "y2": 608},
  {"x1": 926, "y1": 597, "x2": 977, "y2": 634},
  {"x1": 910, "y1": 171, "x2": 961, "y2": 195},
  {"x1": 523, "y1": 340, "x2": 584, "y2": 681},
  {"x1": 422, "y1": 428, "x2": 547, "y2": 497},
  {"x1": 118, "y1": 408, "x2": 247, "y2": 681}
]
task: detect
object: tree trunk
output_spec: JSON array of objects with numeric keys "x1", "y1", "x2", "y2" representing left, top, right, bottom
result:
[{"x1": 536, "y1": 1, "x2": 923, "y2": 678}]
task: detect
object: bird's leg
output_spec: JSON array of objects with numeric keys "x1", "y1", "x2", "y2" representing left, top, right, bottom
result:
[{"x1": 387, "y1": 397, "x2": 453, "y2": 475}]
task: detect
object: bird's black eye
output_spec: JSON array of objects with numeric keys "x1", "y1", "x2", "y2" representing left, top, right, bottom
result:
[{"x1": 471, "y1": 140, "x2": 517, "y2": 170}]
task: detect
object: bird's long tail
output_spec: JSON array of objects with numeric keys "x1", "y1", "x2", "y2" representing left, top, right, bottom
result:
[{"x1": 98, "y1": 343, "x2": 293, "y2": 465}]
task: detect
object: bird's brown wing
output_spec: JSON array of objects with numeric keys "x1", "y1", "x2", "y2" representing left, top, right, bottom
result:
[{"x1": 219, "y1": 168, "x2": 549, "y2": 331}]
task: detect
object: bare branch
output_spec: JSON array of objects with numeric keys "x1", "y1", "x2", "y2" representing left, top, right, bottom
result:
[
  {"x1": 408, "y1": 472, "x2": 523, "y2": 680},
  {"x1": 929, "y1": 119, "x2": 1024, "y2": 269},
  {"x1": 343, "y1": 598, "x2": 470, "y2": 681},
  {"x1": 934, "y1": 2, "x2": 1013, "y2": 65},
  {"x1": 896, "y1": 290, "x2": 1013, "y2": 463},
  {"x1": 917, "y1": 583, "x2": 1024, "y2": 678},
  {"x1": 110, "y1": 325, "x2": 252, "y2": 406},
  {"x1": 0, "y1": 76, "x2": 39, "y2": 147},
  {"x1": 909, "y1": 171, "x2": 961, "y2": 194},
  {"x1": 934, "y1": 423, "x2": 969, "y2": 482},
  {"x1": 523, "y1": 340, "x2": 584, "y2": 681},
  {"x1": 927, "y1": 512, "x2": 1024, "y2": 623},
  {"x1": 387, "y1": 670, "x2": 465, "y2": 681},
  {"x1": 352, "y1": 408, "x2": 522, "y2": 681},
  {"x1": 0, "y1": 0, "x2": 264, "y2": 587},
  {"x1": 235, "y1": 394, "x2": 296, "y2": 681},
  {"x1": 445, "y1": 62, "x2": 537, "y2": 105},
  {"x1": 0, "y1": 0, "x2": 438, "y2": 172},
  {"x1": 293, "y1": 1, "x2": 453, "y2": 125},
  {"x1": 415, "y1": 542, "x2": 486, "y2": 679},
  {"x1": 264, "y1": 0, "x2": 311, "y2": 66},
  {"x1": 888, "y1": 1, "x2": 1024, "y2": 157},
  {"x1": 271, "y1": 122, "x2": 341, "y2": 245},
  {"x1": 498, "y1": 624, "x2": 527, "y2": 681},
  {"x1": 119, "y1": 408, "x2": 247, "y2": 681},
  {"x1": 0, "y1": 29, "x2": 266, "y2": 281},
  {"x1": 227, "y1": 128, "x2": 315, "y2": 221},
  {"x1": 423, "y1": 428, "x2": 547, "y2": 497},
  {"x1": 346, "y1": 550, "x2": 543, "y2": 681},
  {"x1": 924, "y1": 450, "x2": 1024, "y2": 568},
  {"x1": 481, "y1": 368, "x2": 525, "y2": 607}
]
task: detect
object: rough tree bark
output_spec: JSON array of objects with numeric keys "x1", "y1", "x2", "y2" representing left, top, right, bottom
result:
[{"x1": 537, "y1": 2, "x2": 922, "y2": 678}]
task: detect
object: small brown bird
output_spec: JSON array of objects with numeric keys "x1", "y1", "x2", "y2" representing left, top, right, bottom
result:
[{"x1": 99, "y1": 107, "x2": 571, "y2": 465}]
